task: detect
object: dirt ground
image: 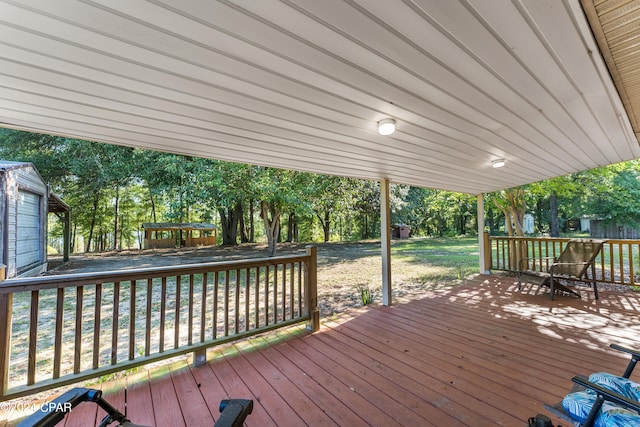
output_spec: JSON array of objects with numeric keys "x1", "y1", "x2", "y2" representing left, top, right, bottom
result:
[
  {"x1": 47, "y1": 241, "x2": 402, "y2": 315},
  {"x1": 46, "y1": 240, "x2": 446, "y2": 316},
  {"x1": 47, "y1": 242, "x2": 310, "y2": 274}
]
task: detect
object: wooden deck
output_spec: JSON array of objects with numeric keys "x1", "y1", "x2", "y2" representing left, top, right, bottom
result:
[{"x1": 8, "y1": 274, "x2": 640, "y2": 426}]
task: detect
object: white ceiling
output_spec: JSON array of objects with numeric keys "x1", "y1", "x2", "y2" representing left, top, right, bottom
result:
[{"x1": 0, "y1": 0, "x2": 638, "y2": 194}]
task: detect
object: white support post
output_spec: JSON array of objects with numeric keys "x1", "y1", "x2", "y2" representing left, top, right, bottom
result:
[
  {"x1": 477, "y1": 194, "x2": 490, "y2": 274},
  {"x1": 380, "y1": 179, "x2": 392, "y2": 306}
]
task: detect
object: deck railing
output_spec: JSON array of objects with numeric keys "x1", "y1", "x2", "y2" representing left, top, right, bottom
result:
[
  {"x1": 487, "y1": 235, "x2": 640, "y2": 287},
  {"x1": 0, "y1": 246, "x2": 319, "y2": 401}
]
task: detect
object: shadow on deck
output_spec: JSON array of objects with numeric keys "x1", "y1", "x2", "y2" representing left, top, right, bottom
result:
[{"x1": 7, "y1": 274, "x2": 640, "y2": 426}]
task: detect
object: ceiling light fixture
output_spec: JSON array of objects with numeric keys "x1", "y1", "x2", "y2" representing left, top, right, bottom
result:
[
  {"x1": 492, "y1": 158, "x2": 506, "y2": 168},
  {"x1": 378, "y1": 118, "x2": 396, "y2": 136}
]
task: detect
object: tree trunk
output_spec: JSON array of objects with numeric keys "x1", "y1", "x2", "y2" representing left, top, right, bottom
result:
[
  {"x1": 362, "y1": 215, "x2": 369, "y2": 239},
  {"x1": 249, "y1": 199, "x2": 255, "y2": 243},
  {"x1": 86, "y1": 192, "x2": 100, "y2": 252},
  {"x1": 494, "y1": 189, "x2": 527, "y2": 270},
  {"x1": 239, "y1": 204, "x2": 249, "y2": 243},
  {"x1": 148, "y1": 188, "x2": 157, "y2": 223},
  {"x1": 550, "y1": 192, "x2": 560, "y2": 237},
  {"x1": 113, "y1": 186, "x2": 120, "y2": 251},
  {"x1": 260, "y1": 200, "x2": 281, "y2": 257},
  {"x1": 218, "y1": 204, "x2": 242, "y2": 245},
  {"x1": 321, "y1": 211, "x2": 331, "y2": 242},
  {"x1": 286, "y1": 212, "x2": 294, "y2": 242},
  {"x1": 71, "y1": 224, "x2": 77, "y2": 253}
]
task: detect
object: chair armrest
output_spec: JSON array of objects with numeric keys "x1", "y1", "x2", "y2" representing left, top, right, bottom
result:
[
  {"x1": 551, "y1": 262, "x2": 588, "y2": 266},
  {"x1": 611, "y1": 343, "x2": 640, "y2": 359},
  {"x1": 214, "y1": 399, "x2": 253, "y2": 427},
  {"x1": 611, "y1": 344, "x2": 640, "y2": 378}
]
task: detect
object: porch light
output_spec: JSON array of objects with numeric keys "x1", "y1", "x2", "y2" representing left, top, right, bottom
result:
[
  {"x1": 492, "y1": 158, "x2": 506, "y2": 168},
  {"x1": 378, "y1": 118, "x2": 396, "y2": 135}
]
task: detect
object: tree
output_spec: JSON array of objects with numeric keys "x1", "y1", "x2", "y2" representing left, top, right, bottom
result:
[
  {"x1": 309, "y1": 175, "x2": 358, "y2": 242},
  {"x1": 195, "y1": 161, "x2": 258, "y2": 245},
  {"x1": 529, "y1": 175, "x2": 579, "y2": 236},
  {"x1": 255, "y1": 168, "x2": 306, "y2": 256},
  {"x1": 492, "y1": 187, "x2": 527, "y2": 236},
  {"x1": 491, "y1": 187, "x2": 528, "y2": 270},
  {"x1": 352, "y1": 181, "x2": 380, "y2": 239}
]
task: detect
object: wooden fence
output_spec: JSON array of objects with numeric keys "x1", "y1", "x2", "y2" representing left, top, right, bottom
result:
[
  {"x1": 486, "y1": 235, "x2": 640, "y2": 287},
  {"x1": 0, "y1": 246, "x2": 318, "y2": 401}
]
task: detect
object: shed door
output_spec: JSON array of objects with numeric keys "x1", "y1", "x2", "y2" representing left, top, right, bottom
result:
[{"x1": 16, "y1": 191, "x2": 42, "y2": 270}]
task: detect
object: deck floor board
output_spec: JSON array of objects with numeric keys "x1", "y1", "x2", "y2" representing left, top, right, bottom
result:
[
  {"x1": 124, "y1": 371, "x2": 156, "y2": 426},
  {"x1": 10, "y1": 275, "x2": 640, "y2": 426}
]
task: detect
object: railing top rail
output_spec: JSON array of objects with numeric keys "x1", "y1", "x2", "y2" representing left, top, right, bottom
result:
[
  {"x1": 488, "y1": 236, "x2": 571, "y2": 242},
  {"x1": 0, "y1": 252, "x2": 312, "y2": 294},
  {"x1": 490, "y1": 236, "x2": 640, "y2": 244}
]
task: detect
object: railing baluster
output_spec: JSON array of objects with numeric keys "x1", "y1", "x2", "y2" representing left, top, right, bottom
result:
[
  {"x1": 600, "y1": 245, "x2": 606, "y2": 281},
  {"x1": 93, "y1": 283, "x2": 102, "y2": 370},
  {"x1": 53, "y1": 288, "x2": 64, "y2": 379},
  {"x1": 160, "y1": 277, "x2": 167, "y2": 353},
  {"x1": 129, "y1": 280, "x2": 136, "y2": 360},
  {"x1": 74, "y1": 286, "x2": 83, "y2": 374},
  {"x1": 255, "y1": 267, "x2": 260, "y2": 329},
  {"x1": 245, "y1": 269, "x2": 250, "y2": 332},
  {"x1": 610, "y1": 242, "x2": 615, "y2": 283},
  {"x1": 274, "y1": 265, "x2": 279, "y2": 323},
  {"x1": 289, "y1": 263, "x2": 295, "y2": 320},
  {"x1": 0, "y1": 293, "x2": 13, "y2": 397},
  {"x1": 145, "y1": 279, "x2": 152, "y2": 357},
  {"x1": 201, "y1": 273, "x2": 207, "y2": 343},
  {"x1": 27, "y1": 291, "x2": 39, "y2": 385},
  {"x1": 297, "y1": 262, "x2": 302, "y2": 317},
  {"x1": 213, "y1": 271, "x2": 219, "y2": 339},
  {"x1": 264, "y1": 266, "x2": 270, "y2": 326},
  {"x1": 175, "y1": 275, "x2": 181, "y2": 349},
  {"x1": 629, "y1": 245, "x2": 640, "y2": 285},
  {"x1": 224, "y1": 272, "x2": 229, "y2": 337},
  {"x1": 282, "y1": 263, "x2": 287, "y2": 321},
  {"x1": 620, "y1": 244, "x2": 626, "y2": 285},
  {"x1": 235, "y1": 269, "x2": 241, "y2": 334},
  {"x1": 188, "y1": 274, "x2": 194, "y2": 346},
  {"x1": 111, "y1": 282, "x2": 120, "y2": 365}
]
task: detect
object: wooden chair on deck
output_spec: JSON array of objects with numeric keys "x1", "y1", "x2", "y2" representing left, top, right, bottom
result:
[{"x1": 517, "y1": 239, "x2": 605, "y2": 300}]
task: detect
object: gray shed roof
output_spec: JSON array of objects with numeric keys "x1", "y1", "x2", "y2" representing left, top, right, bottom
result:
[{"x1": 0, "y1": 161, "x2": 33, "y2": 171}]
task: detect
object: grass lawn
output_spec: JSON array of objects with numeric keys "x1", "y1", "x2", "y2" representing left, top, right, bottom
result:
[{"x1": 314, "y1": 236, "x2": 480, "y2": 315}]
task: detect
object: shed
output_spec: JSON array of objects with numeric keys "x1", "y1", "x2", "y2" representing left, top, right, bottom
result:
[
  {"x1": 0, "y1": 161, "x2": 56, "y2": 279},
  {"x1": 142, "y1": 223, "x2": 217, "y2": 249}
]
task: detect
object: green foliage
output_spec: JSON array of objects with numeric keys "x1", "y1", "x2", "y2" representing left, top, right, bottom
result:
[
  {"x1": 356, "y1": 283, "x2": 373, "y2": 305},
  {"x1": 9, "y1": 125, "x2": 640, "y2": 256},
  {"x1": 395, "y1": 187, "x2": 477, "y2": 237}
]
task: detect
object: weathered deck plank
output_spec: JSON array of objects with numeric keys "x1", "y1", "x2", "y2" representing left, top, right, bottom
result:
[
  {"x1": 147, "y1": 365, "x2": 185, "y2": 427},
  {"x1": 6, "y1": 274, "x2": 640, "y2": 426},
  {"x1": 168, "y1": 361, "x2": 214, "y2": 427},
  {"x1": 124, "y1": 370, "x2": 155, "y2": 426}
]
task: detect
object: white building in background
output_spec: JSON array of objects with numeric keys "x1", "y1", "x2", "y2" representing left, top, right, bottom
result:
[{"x1": 505, "y1": 213, "x2": 535, "y2": 234}]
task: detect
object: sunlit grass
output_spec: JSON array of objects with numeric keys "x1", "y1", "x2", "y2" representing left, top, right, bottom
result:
[{"x1": 316, "y1": 236, "x2": 480, "y2": 314}]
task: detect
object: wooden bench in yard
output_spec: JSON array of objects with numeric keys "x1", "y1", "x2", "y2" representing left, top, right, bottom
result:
[{"x1": 517, "y1": 238, "x2": 606, "y2": 301}]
